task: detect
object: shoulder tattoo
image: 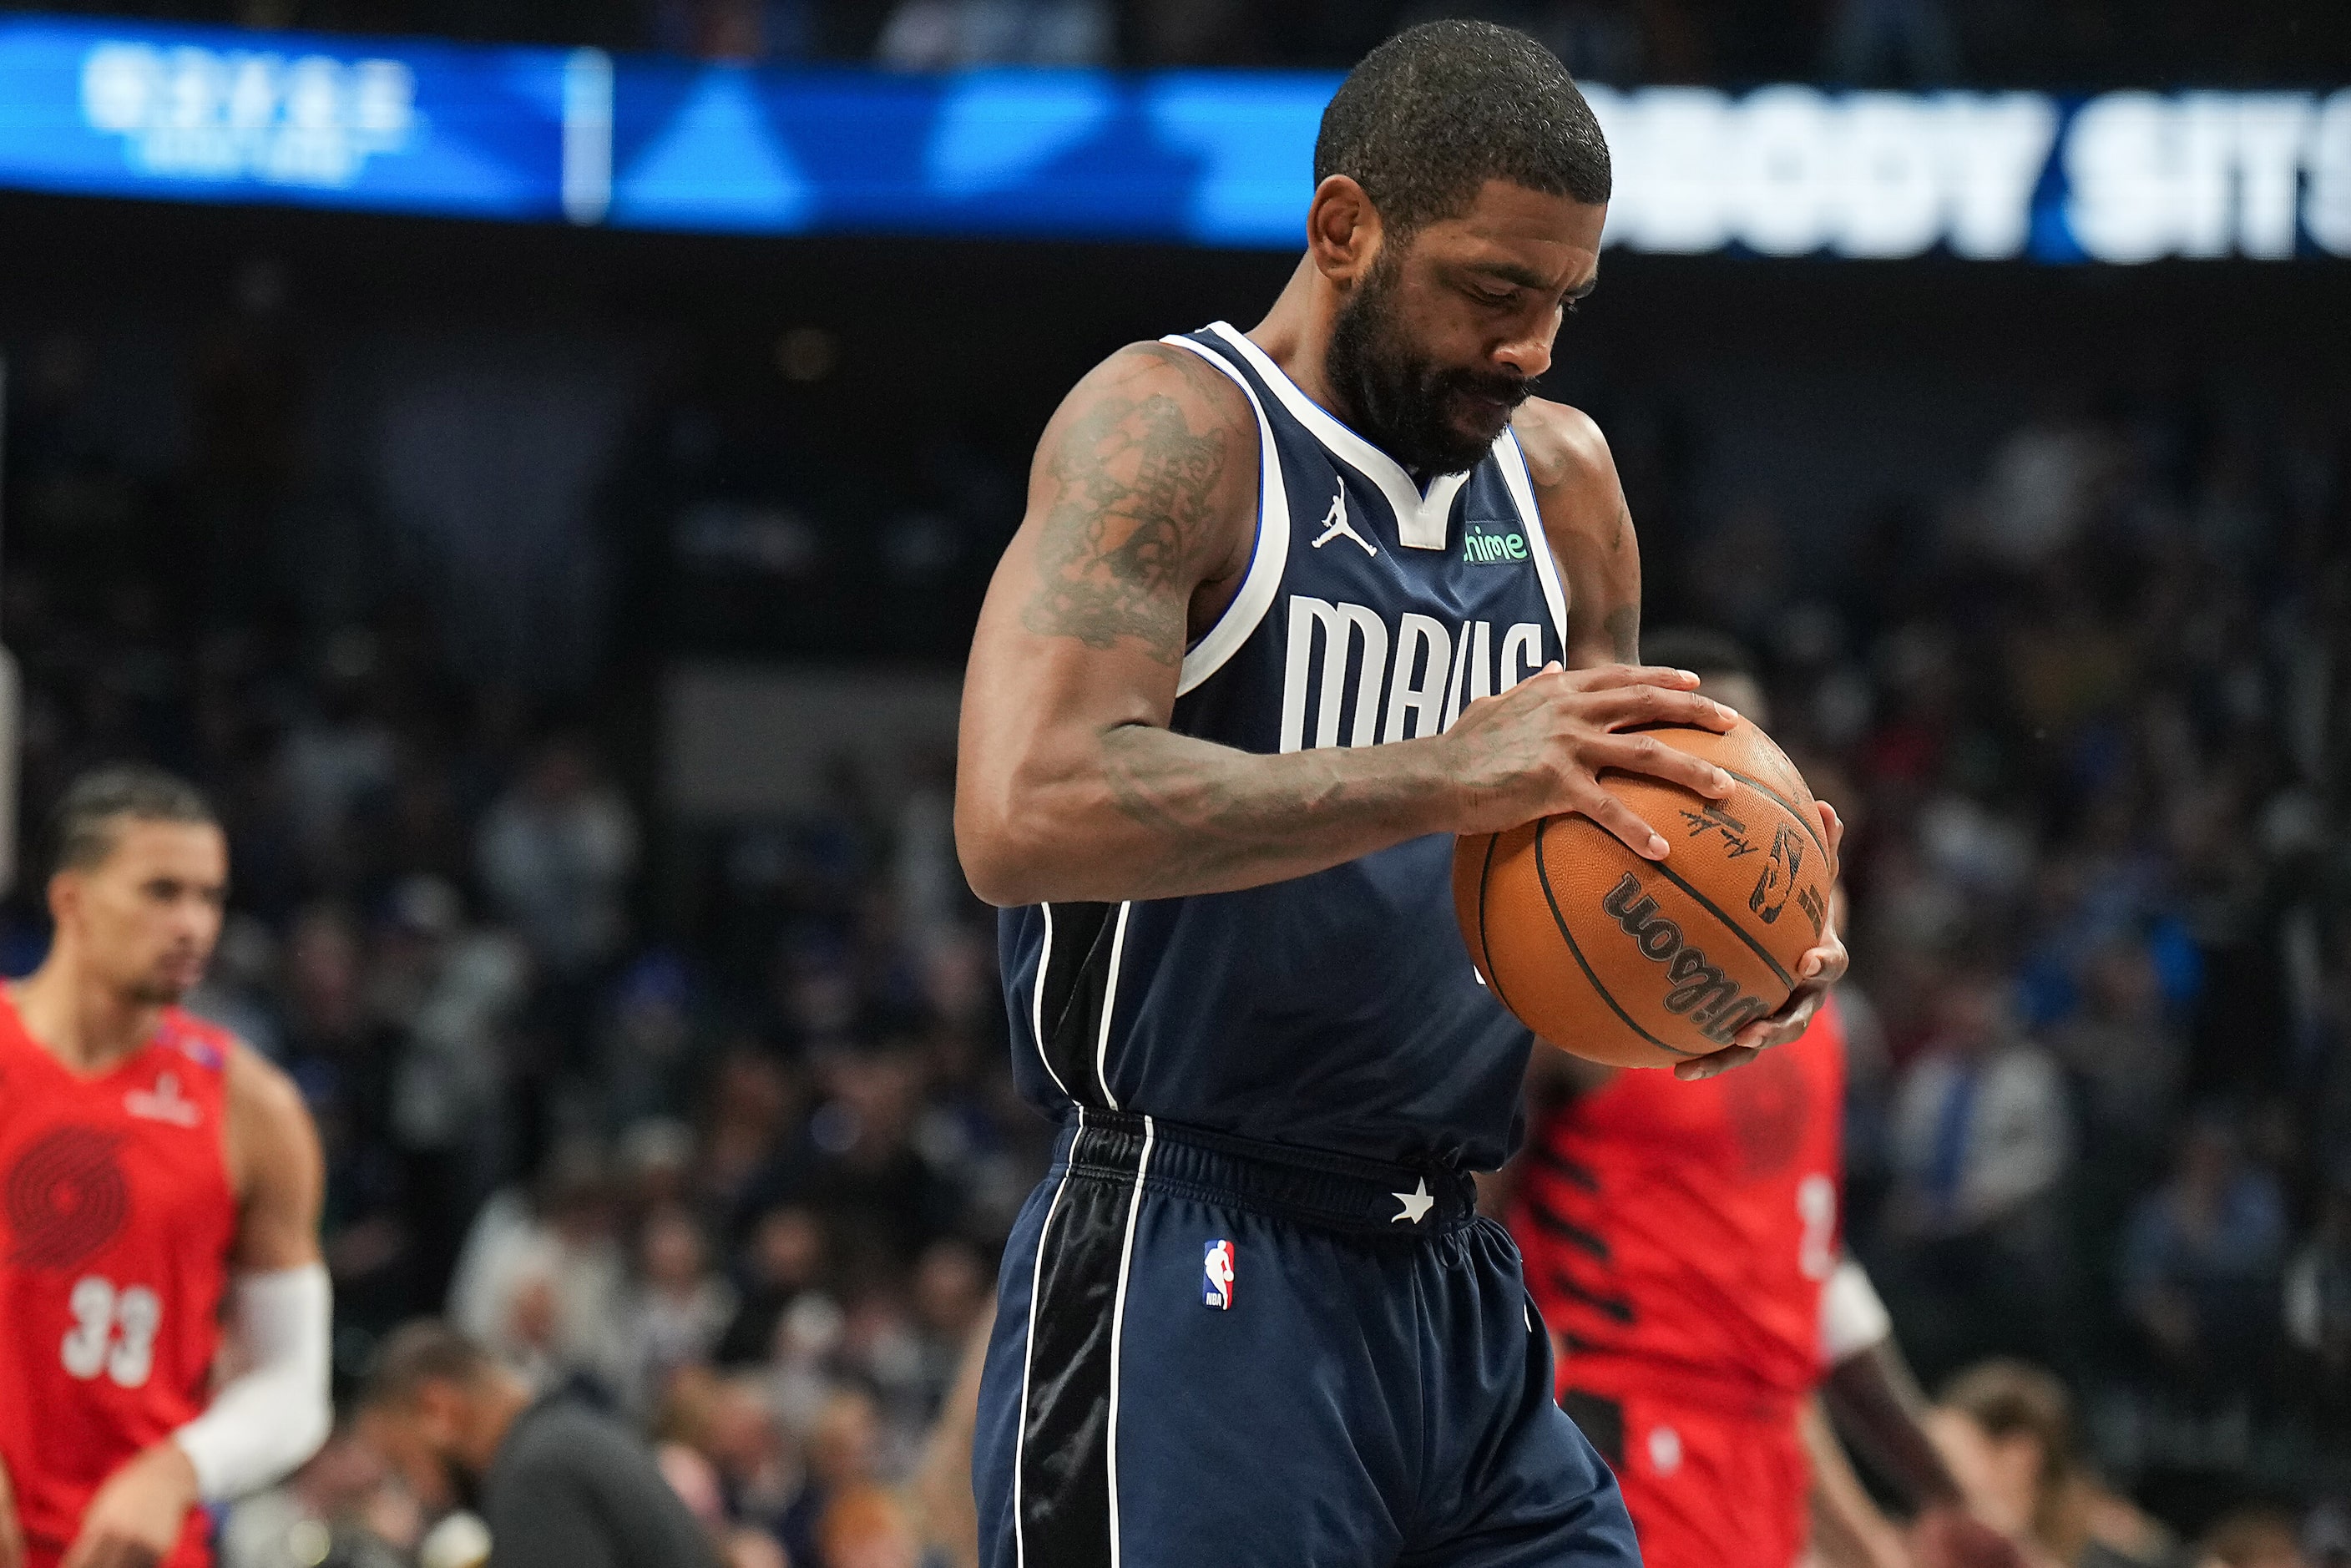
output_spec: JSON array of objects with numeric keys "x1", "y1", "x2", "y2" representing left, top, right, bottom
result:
[{"x1": 1020, "y1": 359, "x2": 1229, "y2": 666}]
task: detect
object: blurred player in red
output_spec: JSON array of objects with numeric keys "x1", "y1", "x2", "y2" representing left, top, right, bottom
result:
[
  {"x1": 0, "y1": 767, "x2": 331, "y2": 1568},
  {"x1": 1504, "y1": 632, "x2": 2020, "y2": 1568}
]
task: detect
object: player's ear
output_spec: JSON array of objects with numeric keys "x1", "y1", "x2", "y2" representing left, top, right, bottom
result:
[
  {"x1": 1306, "y1": 175, "x2": 1382, "y2": 286},
  {"x1": 46, "y1": 870, "x2": 78, "y2": 928}
]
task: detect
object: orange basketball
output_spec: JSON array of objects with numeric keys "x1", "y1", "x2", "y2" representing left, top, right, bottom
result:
[{"x1": 1453, "y1": 720, "x2": 1836, "y2": 1069}]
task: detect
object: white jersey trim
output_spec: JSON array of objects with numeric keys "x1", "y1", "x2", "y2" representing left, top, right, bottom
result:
[
  {"x1": 1103, "y1": 1113, "x2": 1155, "y2": 1568},
  {"x1": 1203, "y1": 321, "x2": 1476, "y2": 552},
  {"x1": 1160, "y1": 334, "x2": 1289, "y2": 698},
  {"x1": 1011, "y1": 1107, "x2": 1081, "y2": 1568},
  {"x1": 1094, "y1": 902, "x2": 1133, "y2": 1110},
  {"x1": 1499, "y1": 428, "x2": 1573, "y2": 646},
  {"x1": 1030, "y1": 904, "x2": 1071, "y2": 1100}
]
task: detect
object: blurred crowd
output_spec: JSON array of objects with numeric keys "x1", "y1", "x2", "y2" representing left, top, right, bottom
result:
[
  {"x1": 1625, "y1": 372, "x2": 2351, "y2": 1521},
  {"x1": 7, "y1": 0, "x2": 2344, "y2": 87},
  {"x1": 4, "y1": 264, "x2": 2349, "y2": 1565}
]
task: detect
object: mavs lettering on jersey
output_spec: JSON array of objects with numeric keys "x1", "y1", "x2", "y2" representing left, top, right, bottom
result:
[
  {"x1": 1000, "y1": 321, "x2": 1574, "y2": 1171},
  {"x1": 1280, "y1": 596, "x2": 1550, "y2": 753}
]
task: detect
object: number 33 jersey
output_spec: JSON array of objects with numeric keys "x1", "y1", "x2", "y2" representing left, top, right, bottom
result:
[
  {"x1": 0, "y1": 990, "x2": 236, "y2": 1568},
  {"x1": 1512, "y1": 996, "x2": 1848, "y2": 1410}
]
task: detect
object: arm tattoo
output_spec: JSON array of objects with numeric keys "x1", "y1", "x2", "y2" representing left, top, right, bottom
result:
[
  {"x1": 1098, "y1": 728, "x2": 1292, "y2": 897},
  {"x1": 1020, "y1": 373, "x2": 1227, "y2": 665},
  {"x1": 1605, "y1": 605, "x2": 1640, "y2": 663}
]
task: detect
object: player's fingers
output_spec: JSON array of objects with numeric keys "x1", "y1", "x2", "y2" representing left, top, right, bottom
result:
[
  {"x1": 1584, "y1": 731, "x2": 1735, "y2": 800},
  {"x1": 1796, "y1": 939, "x2": 1848, "y2": 986},
  {"x1": 1561, "y1": 663, "x2": 1702, "y2": 691},
  {"x1": 1737, "y1": 988, "x2": 1823, "y2": 1052},
  {"x1": 1818, "y1": 798, "x2": 1844, "y2": 862},
  {"x1": 1569, "y1": 786, "x2": 1670, "y2": 861},
  {"x1": 1580, "y1": 684, "x2": 1739, "y2": 734},
  {"x1": 1675, "y1": 1044, "x2": 1759, "y2": 1080}
]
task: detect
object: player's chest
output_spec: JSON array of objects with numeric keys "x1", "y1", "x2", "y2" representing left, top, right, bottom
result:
[
  {"x1": 0, "y1": 1062, "x2": 234, "y2": 1273},
  {"x1": 1267, "y1": 483, "x2": 1556, "y2": 755}
]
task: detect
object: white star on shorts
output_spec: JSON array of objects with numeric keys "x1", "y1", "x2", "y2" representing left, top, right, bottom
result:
[{"x1": 1391, "y1": 1178, "x2": 1435, "y2": 1225}]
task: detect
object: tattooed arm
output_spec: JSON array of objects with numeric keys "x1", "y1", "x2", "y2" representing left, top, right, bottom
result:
[{"x1": 954, "y1": 343, "x2": 1739, "y2": 908}]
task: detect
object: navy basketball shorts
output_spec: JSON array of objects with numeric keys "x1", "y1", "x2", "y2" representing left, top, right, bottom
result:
[{"x1": 974, "y1": 1110, "x2": 1641, "y2": 1568}]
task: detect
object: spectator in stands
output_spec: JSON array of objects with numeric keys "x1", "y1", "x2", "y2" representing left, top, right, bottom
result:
[
  {"x1": 1883, "y1": 963, "x2": 2075, "y2": 1369},
  {"x1": 2120, "y1": 1113, "x2": 2289, "y2": 1391},
  {"x1": 2285, "y1": 1176, "x2": 2351, "y2": 1400},
  {"x1": 1926, "y1": 1359, "x2": 2182, "y2": 1568},
  {"x1": 445, "y1": 1143, "x2": 629, "y2": 1393},
  {"x1": 360, "y1": 1321, "x2": 720, "y2": 1568},
  {"x1": 475, "y1": 735, "x2": 640, "y2": 983},
  {"x1": 618, "y1": 1205, "x2": 736, "y2": 1417}
]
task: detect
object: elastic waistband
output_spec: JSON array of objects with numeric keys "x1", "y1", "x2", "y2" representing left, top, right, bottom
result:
[{"x1": 1049, "y1": 1109, "x2": 1481, "y2": 1237}]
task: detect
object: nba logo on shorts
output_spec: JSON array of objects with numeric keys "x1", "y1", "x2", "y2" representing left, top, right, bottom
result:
[{"x1": 1203, "y1": 1240, "x2": 1235, "y2": 1309}]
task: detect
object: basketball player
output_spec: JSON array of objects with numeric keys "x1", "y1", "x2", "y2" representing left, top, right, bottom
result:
[
  {"x1": 1504, "y1": 631, "x2": 2017, "y2": 1568},
  {"x1": 955, "y1": 22, "x2": 1847, "y2": 1565},
  {"x1": 0, "y1": 767, "x2": 331, "y2": 1568}
]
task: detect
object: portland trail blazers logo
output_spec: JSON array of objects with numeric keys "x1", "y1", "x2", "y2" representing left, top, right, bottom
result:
[{"x1": 6, "y1": 1126, "x2": 130, "y2": 1271}]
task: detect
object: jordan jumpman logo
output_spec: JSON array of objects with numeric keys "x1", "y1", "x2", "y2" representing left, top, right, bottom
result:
[{"x1": 1310, "y1": 483, "x2": 1376, "y2": 556}]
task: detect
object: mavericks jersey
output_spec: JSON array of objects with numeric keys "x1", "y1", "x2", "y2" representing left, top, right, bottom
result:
[
  {"x1": 999, "y1": 321, "x2": 1569, "y2": 1170},
  {"x1": 0, "y1": 993, "x2": 237, "y2": 1568}
]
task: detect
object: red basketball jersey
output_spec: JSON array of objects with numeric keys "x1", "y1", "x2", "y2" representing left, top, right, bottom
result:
[
  {"x1": 0, "y1": 992, "x2": 238, "y2": 1568},
  {"x1": 1512, "y1": 998, "x2": 1848, "y2": 1415}
]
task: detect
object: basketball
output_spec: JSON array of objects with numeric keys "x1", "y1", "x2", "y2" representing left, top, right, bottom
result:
[{"x1": 1454, "y1": 721, "x2": 1837, "y2": 1069}]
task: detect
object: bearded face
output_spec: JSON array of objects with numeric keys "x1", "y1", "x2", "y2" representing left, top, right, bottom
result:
[{"x1": 1323, "y1": 242, "x2": 1535, "y2": 478}]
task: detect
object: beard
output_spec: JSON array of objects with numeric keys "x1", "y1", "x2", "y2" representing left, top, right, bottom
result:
[{"x1": 1324, "y1": 252, "x2": 1533, "y2": 478}]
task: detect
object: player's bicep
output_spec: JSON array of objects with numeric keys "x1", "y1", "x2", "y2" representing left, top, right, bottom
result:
[
  {"x1": 225, "y1": 1048, "x2": 324, "y2": 1272},
  {"x1": 1004, "y1": 341, "x2": 1249, "y2": 671},
  {"x1": 958, "y1": 347, "x2": 1252, "y2": 859}
]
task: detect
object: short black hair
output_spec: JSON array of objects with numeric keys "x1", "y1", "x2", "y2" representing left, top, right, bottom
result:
[
  {"x1": 1314, "y1": 20, "x2": 1611, "y2": 238},
  {"x1": 47, "y1": 765, "x2": 217, "y2": 877},
  {"x1": 362, "y1": 1319, "x2": 496, "y2": 1409},
  {"x1": 1639, "y1": 627, "x2": 1759, "y2": 683}
]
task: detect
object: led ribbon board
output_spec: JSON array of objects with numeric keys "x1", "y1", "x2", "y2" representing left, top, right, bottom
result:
[
  {"x1": 0, "y1": 15, "x2": 606, "y2": 220},
  {"x1": 1, "y1": 14, "x2": 2346, "y2": 260}
]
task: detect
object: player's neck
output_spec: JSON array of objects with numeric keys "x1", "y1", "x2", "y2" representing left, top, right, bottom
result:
[
  {"x1": 1246, "y1": 258, "x2": 1354, "y2": 430},
  {"x1": 10, "y1": 954, "x2": 166, "y2": 1077}
]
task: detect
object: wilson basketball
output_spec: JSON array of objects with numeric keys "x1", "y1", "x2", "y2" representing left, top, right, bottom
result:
[{"x1": 1453, "y1": 721, "x2": 1836, "y2": 1069}]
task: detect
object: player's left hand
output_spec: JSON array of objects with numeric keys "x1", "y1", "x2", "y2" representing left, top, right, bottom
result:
[
  {"x1": 61, "y1": 1441, "x2": 198, "y2": 1568},
  {"x1": 1674, "y1": 800, "x2": 1848, "y2": 1081}
]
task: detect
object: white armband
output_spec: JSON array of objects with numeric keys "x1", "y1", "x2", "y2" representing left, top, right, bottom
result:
[
  {"x1": 173, "y1": 1263, "x2": 333, "y2": 1502},
  {"x1": 1818, "y1": 1257, "x2": 1893, "y2": 1366}
]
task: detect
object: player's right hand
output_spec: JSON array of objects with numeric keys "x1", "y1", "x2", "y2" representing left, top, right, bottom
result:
[
  {"x1": 60, "y1": 1441, "x2": 197, "y2": 1568},
  {"x1": 0, "y1": 1449, "x2": 26, "y2": 1568},
  {"x1": 1441, "y1": 661, "x2": 1740, "y2": 852}
]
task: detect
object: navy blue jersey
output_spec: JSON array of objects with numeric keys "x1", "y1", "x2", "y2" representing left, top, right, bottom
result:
[{"x1": 998, "y1": 321, "x2": 1572, "y2": 1170}]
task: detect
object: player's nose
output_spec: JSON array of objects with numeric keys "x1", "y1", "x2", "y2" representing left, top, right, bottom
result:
[{"x1": 1493, "y1": 334, "x2": 1551, "y2": 381}]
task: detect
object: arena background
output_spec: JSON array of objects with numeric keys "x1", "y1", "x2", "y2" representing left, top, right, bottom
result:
[{"x1": 1, "y1": 0, "x2": 2348, "y2": 1562}]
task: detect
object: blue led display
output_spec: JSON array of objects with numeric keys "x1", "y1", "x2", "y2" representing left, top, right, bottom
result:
[{"x1": 0, "y1": 15, "x2": 2344, "y2": 261}]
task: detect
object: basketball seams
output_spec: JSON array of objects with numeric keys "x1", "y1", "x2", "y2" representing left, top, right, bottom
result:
[
  {"x1": 1626, "y1": 834, "x2": 1801, "y2": 994},
  {"x1": 1530, "y1": 818, "x2": 1701, "y2": 1060},
  {"x1": 1714, "y1": 766, "x2": 1830, "y2": 868}
]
